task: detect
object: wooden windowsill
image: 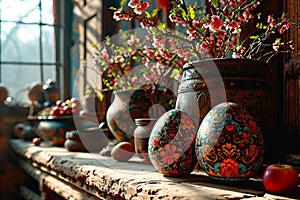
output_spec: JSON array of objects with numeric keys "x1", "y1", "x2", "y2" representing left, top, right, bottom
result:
[{"x1": 9, "y1": 139, "x2": 300, "y2": 200}]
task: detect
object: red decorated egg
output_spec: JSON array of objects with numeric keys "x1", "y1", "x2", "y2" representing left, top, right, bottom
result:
[
  {"x1": 195, "y1": 102, "x2": 264, "y2": 181},
  {"x1": 148, "y1": 109, "x2": 197, "y2": 176}
]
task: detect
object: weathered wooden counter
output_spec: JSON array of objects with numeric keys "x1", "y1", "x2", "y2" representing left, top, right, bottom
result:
[{"x1": 9, "y1": 139, "x2": 300, "y2": 200}]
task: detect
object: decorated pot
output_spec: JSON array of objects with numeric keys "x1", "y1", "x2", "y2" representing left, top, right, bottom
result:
[
  {"x1": 134, "y1": 118, "x2": 157, "y2": 163},
  {"x1": 175, "y1": 59, "x2": 275, "y2": 161},
  {"x1": 195, "y1": 102, "x2": 264, "y2": 181},
  {"x1": 106, "y1": 88, "x2": 175, "y2": 145},
  {"x1": 148, "y1": 109, "x2": 198, "y2": 176},
  {"x1": 35, "y1": 115, "x2": 96, "y2": 146}
]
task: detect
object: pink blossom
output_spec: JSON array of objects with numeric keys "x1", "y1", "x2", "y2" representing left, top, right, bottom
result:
[
  {"x1": 203, "y1": 22, "x2": 210, "y2": 29},
  {"x1": 238, "y1": 15, "x2": 244, "y2": 22},
  {"x1": 267, "y1": 15, "x2": 276, "y2": 27},
  {"x1": 141, "y1": 57, "x2": 148, "y2": 63},
  {"x1": 232, "y1": 52, "x2": 243, "y2": 58},
  {"x1": 219, "y1": 30, "x2": 227, "y2": 38},
  {"x1": 144, "y1": 49, "x2": 155, "y2": 57},
  {"x1": 124, "y1": 66, "x2": 132, "y2": 72},
  {"x1": 131, "y1": 77, "x2": 138, "y2": 83},
  {"x1": 243, "y1": 11, "x2": 250, "y2": 21},
  {"x1": 200, "y1": 42, "x2": 210, "y2": 50},
  {"x1": 229, "y1": 0, "x2": 237, "y2": 8},
  {"x1": 279, "y1": 23, "x2": 290, "y2": 34},
  {"x1": 211, "y1": 15, "x2": 220, "y2": 22},
  {"x1": 128, "y1": 0, "x2": 140, "y2": 8},
  {"x1": 127, "y1": 35, "x2": 140, "y2": 46},
  {"x1": 113, "y1": 10, "x2": 132, "y2": 21},
  {"x1": 145, "y1": 62, "x2": 155, "y2": 69},
  {"x1": 192, "y1": 19, "x2": 201, "y2": 28},
  {"x1": 101, "y1": 48, "x2": 109, "y2": 61},
  {"x1": 134, "y1": 2, "x2": 149, "y2": 15},
  {"x1": 186, "y1": 29, "x2": 197, "y2": 39},
  {"x1": 143, "y1": 73, "x2": 159, "y2": 82},
  {"x1": 209, "y1": 15, "x2": 223, "y2": 32},
  {"x1": 217, "y1": 39, "x2": 223, "y2": 47},
  {"x1": 113, "y1": 10, "x2": 122, "y2": 21},
  {"x1": 114, "y1": 55, "x2": 124, "y2": 63},
  {"x1": 272, "y1": 41, "x2": 280, "y2": 51},
  {"x1": 124, "y1": 52, "x2": 131, "y2": 57},
  {"x1": 176, "y1": 48, "x2": 190, "y2": 59},
  {"x1": 227, "y1": 20, "x2": 238, "y2": 29},
  {"x1": 231, "y1": 36, "x2": 238, "y2": 44},
  {"x1": 252, "y1": 2, "x2": 260, "y2": 9}
]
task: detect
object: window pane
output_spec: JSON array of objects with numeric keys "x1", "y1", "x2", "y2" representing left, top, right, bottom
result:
[
  {"x1": 1, "y1": 23, "x2": 40, "y2": 62},
  {"x1": 41, "y1": 0, "x2": 54, "y2": 24},
  {"x1": 43, "y1": 65, "x2": 56, "y2": 82},
  {"x1": 42, "y1": 26, "x2": 55, "y2": 62},
  {"x1": 0, "y1": 0, "x2": 40, "y2": 23},
  {"x1": 1, "y1": 64, "x2": 41, "y2": 103}
]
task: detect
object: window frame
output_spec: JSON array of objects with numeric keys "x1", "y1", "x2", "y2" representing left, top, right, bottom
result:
[{"x1": 0, "y1": 0, "x2": 73, "y2": 103}]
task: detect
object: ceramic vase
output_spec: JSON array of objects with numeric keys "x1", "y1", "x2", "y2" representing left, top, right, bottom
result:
[
  {"x1": 175, "y1": 58, "x2": 275, "y2": 161},
  {"x1": 134, "y1": 118, "x2": 157, "y2": 163},
  {"x1": 106, "y1": 88, "x2": 175, "y2": 145}
]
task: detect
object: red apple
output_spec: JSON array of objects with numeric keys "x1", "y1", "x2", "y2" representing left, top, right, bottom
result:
[
  {"x1": 71, "y1": 102, "x2": 81, "y2": 114},
  {"x1": 62, "y1": 105, "x2": 73, "y2": 115},
  {"x1": 56, "y1": 100, "x2": 63, "y2": 107},
  {"x1": 71, "y1": 97, "x2": 80, "y2": 105},
  {"x1": 71, "y1": 97, "x2": 81, "y2": 114},
  {"x1": 263, "y1": 164, "x2": 299, "y2": 193},
  {"x1": 50, "y1": 106, "x2": 62, "y2": 116},
  {"x1": 32, "y1": 137, "x2": 42, "y2": 146}
]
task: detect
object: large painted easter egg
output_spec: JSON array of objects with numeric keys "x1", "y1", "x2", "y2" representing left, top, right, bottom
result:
[
  {"x1": 148, "y1": 109, "x2": 198, "y2": 176},
  {"x1": 195, "y1": 102, "x2": 264, "y2": 181}
]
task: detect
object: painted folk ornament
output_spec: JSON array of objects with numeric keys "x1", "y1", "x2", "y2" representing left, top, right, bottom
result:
[
  {"x1": 195, "y1": 102, "x2": 264, "y2": 181},
  {"x1": 148, "y1": 109, "x2": 198, "y2": 176}
]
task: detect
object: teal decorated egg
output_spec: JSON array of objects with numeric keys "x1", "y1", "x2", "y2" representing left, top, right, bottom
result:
[
  {"x1": 195, "y1": 102, "x2": 264, "y2": 181},
  {"x1": 148, "y1": 109, "x2": 197, "y2": 176}
]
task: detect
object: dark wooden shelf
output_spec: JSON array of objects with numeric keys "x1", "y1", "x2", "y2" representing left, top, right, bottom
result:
[{"x1": 9, "y1": 139, "x2": 300, "y2": 200}]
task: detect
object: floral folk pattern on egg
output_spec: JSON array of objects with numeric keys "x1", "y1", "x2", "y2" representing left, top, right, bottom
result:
[
  {"x1": 195, "y1": 102, "x2": 264, "y2": 181},
  {"x1": 148, "y1": 109, "x2": 198, "y2": 176}
]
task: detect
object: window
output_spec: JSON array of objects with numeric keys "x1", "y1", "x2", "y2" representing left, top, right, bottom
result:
[{"x1": 0, "y1": 0, "x2": 72, "y2": 104}]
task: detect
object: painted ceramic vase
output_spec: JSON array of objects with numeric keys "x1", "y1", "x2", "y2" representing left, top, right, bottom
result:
[
  {"x1": 175, "y1": 59, "x2": 275, "y2": 154},
  {"x1": 195, "y1": 102, "x2": 264, "y2": 181},
  {"x1": 106, "y1": 88, "x2": 175, "y2": 145},
  {"x1": 106, "y1": 89, "x2": 153, "y2": 145},
  {"x1": 148, "y1": 109, "x2": 198, "y2": 176},
  {"x1": 36, "y1": 115, "x2": 96, "y2": 146}
]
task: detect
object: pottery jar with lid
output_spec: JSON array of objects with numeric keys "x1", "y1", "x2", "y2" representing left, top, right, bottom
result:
[{"x1": 134, "y1": 118, "x2": 157, "y2": 163}]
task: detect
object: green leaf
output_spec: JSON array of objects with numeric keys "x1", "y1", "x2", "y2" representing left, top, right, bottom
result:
[
  {"x1": 177, "y1": 7, "x2": 187, "y2": 20},
  {"x1": 152, "y1": 8, "x2": 159, "y2": 18},
  {"x1": 109, "y1": 6, "x2": 117, "y2": 11},
  {"x1": 145, "y1": 11, "x2": 151, "y2": 18},
  {"x1": 120, "y1": 0, "x2": 127, "y2": 7},
  {"x1": 290, "y1": 22, "x2": 298, "y2": 25},
  {"x1": 99, "y1": 93, "x2": 104, "y2": 101},
  {"x1": 281, "y1": 12, "x2": 288, "y2": 18},
  {"x1": 276, "y1": 38, "x2": 281, "y2": 43},
  {"x1": 210, "y1": 0, "x2": 219, "y2": 8},
  {"x1": 249, "y1": 35, "x2": 259, "y2": 39},
  {"x1": 187, "y1": 7, "x2": 195, "y2": 20},
  {"x1": 257, "y1": 13, "x2": 262, "y2": 20}
]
